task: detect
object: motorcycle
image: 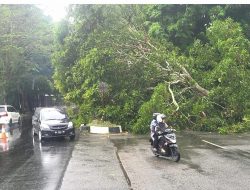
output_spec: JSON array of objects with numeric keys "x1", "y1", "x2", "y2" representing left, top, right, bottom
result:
[{"x1": 150, "y1": 128, "x2": 180, "y2": 162}]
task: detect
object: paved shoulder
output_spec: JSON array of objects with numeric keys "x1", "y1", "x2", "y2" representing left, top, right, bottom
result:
[{"x1": 60, "y1": 133, "x2": 129, "y2": 190}]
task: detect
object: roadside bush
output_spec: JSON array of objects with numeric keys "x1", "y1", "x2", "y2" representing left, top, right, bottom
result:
[
  {"x1": 199, "y1": 117, "x2": 224, "y2": 132},
  {"x1": 132, "y1": 83, "x2": 171, "y2": 134},
  {"x1": 219, "y1": 122, "x2": 250, "y2": 134}
]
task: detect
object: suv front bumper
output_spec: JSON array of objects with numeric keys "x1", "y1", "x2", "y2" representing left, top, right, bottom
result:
[{"x1": 40, "y1": 128, "x2": 75, "y2": 138}]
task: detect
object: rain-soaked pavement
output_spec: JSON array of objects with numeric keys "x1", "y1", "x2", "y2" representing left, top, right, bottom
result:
[
  {"x1": 1, "y1": 118, "x2": 250, "y2": 190},
  {"x1": 109, "y1": 132, "x2": 250, "y2": 190},
  {"x1": 0, "y1": 117, "x2": 76, "y2": 190}
]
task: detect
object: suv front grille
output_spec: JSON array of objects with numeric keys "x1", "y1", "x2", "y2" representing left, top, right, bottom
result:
[{"x1": 50, "y1": 125, "x2": 68, "y2": 130}]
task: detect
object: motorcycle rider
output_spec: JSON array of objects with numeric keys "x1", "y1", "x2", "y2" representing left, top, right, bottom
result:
[
  {"x1": 156, "y1": 114, "x2": 169, "y2": 133},
  {"x1": 150, "y1": 113, "x2": 168, "y2": 152}
]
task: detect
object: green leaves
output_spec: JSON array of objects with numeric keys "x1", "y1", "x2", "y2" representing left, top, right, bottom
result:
[
  {"x1": 0, "y1": 5, "x2": 54, "y2": 110},
  {"x1": 184, "y1": 18, "x2": 250, "y2": 132},
  {"x1": 148, "y1": 22, "x2": 163, "y2": 38},
  {"x1": 132, "y1": 83, "x2": 171, "y2": 134},
  {"x1": 53, "y1": 5, "x2": 250, "y2": 134}
]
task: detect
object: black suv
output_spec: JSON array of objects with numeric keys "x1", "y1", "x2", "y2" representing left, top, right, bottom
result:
[{"x1": 32, "y1": 107, "x2": 75, "y2": 142}]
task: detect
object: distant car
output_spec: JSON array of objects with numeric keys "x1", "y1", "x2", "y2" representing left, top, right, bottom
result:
[
  {"x1": 32, "y1": 107, "x2": 75, "y2": 142},
  {"x1": 0, "y1": 105, "x2": 21, "y2": 132}
]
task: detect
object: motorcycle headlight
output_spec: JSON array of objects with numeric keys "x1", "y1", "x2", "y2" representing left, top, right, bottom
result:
[
  {"x1": 40, "y1": 123, "x2": 50, "y2": 130},
  {"x1": 68, "y1": 122, "x2": 73, "y2": 128}
]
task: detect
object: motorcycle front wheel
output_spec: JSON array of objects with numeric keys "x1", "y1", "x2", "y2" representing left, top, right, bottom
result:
[{"x1": 170, "y1": 147, "x2": 180, "y2": 162}]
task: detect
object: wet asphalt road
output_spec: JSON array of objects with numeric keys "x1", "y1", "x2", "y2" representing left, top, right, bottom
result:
[
  {"x1": 0, "y1": 119, "x2": 76, "y2": 190},
  {"x1": 1, "y1": 120, "x2": 250, "y2": 190},
  {"x1": 110, "y1": 132, "x2": 250, "y2": 190}
]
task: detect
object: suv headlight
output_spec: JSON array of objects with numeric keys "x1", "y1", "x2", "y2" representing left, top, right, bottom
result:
[
  {"x1": 68, "y1": 122, "x2": 73, "y2": 129},
  {"x1": 40, "y1": 123, "x2": 50, "y2": 130}
]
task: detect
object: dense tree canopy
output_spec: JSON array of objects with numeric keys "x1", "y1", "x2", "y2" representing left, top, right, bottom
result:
[
  {"x1": 0, "y1": 5, "x2": 54, "y2": 111},
  {"x1": 51, "y1": 4, "x2": 250, "y2": 134},
  {"x1": 52, "y1": 4, "x2": 250, "y2": 134},
  {"x1": 2, "y1": 4, "x2": 250, "y2": 134}
]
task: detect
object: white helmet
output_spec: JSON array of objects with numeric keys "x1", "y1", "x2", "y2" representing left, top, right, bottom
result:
[
  {"x1": 156, "y1": 114, "x2": 166, "y2": 123},
  {"x1": 152, "y1": 113, "x2": 160, "y2": 119}
]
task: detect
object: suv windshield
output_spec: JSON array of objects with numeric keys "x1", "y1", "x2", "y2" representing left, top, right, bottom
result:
[{"x1": 41, "y1": 109, "x2": 67, "y2": 121}]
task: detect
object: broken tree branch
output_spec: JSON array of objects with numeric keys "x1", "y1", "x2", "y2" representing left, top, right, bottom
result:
[
  {"x1": 179, "y1": 65, "x2": 209, "y2": 96},
  {"x1": 168, "y1": 81, "x2": 180, "y2": 111}
]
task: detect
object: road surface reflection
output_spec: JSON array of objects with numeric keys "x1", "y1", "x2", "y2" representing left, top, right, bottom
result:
[{"x1": 0, "y1": 124, "x2": 76, "y2": 190}]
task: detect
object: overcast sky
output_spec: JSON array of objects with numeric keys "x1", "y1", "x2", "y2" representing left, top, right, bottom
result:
[
  {"x1": 0, "y1": 0, "x2": 249, "y2": 22},
  {"x1": 36, "y1": 3, "x2": 69, "y2": 22}
]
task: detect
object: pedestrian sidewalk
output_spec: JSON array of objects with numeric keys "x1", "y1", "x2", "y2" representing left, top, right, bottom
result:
[{"x1": 60, "y1": 132, "x2": 129, "y2": 190}]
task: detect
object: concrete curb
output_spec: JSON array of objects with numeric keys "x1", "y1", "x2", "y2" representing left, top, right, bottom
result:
[{"x1": 80, "y1": 124, "x2": 122, "y2": 134}]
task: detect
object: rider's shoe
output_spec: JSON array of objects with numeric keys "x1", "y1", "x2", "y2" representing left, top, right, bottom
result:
[
  {"x1": 161, "y1": 148, "x2": 166, "y2": 153},
  {"x1": 153, "y1": 148, "x2": 157, "y2": 152}
]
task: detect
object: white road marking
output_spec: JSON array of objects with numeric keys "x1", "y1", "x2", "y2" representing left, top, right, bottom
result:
[{"x1": 202, "y1": 140, "x2": 227, "y2": 149}]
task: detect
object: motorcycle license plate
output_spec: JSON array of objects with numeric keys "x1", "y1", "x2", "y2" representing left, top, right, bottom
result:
[{"x1": 169, "y1": 144, "x2": 178, "y2": 147}]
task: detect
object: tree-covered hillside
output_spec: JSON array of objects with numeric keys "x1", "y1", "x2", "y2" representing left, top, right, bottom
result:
[
  {"x1": 52, "y1": 5, "x2": 250, "y2": 134},
  {"x1": 2, "y1": 4, "x2": 250, "y2": 134}
]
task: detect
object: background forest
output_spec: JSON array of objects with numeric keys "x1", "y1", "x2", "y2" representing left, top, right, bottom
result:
[{"x1": 1, "y1": 4, "x2": 250, "y2": 134}]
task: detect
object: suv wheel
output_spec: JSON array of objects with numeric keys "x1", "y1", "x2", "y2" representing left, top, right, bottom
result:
[
  {"x1": 9, "y1": 119, "x2": 13, "y2": 128},
  {"x1": 70, "y1": 135, "x2": 75, "y2": 140}
]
